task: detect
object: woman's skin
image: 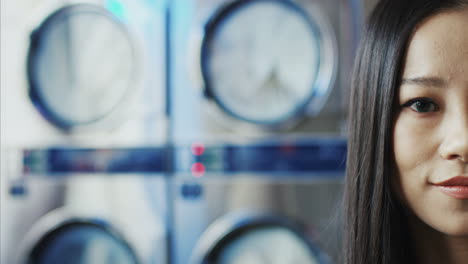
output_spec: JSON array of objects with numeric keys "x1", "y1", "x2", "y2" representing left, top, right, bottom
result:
[{"x1": 392, "y1": 8, "x2": 468, "y2": 264}]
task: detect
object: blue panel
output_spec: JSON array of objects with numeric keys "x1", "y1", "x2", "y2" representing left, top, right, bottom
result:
[
  {"x1": 23, "y1": 147, "x2": 168, "y2": 174},
  {"x1": 22, "y1": 140, "x2": 346, "y2": 174},
  {"x1": 9, "y1": 184, "x2": 27, "y2": 196},
  {"x1": 181, "y1": 183, "x2": 203, "y2": 199},
  {"x1": 191, "y1": 139, "x2": 347, "y2": 173},
  {"x1": 224, "y1": 140, "x2": 347, "y2": 172}
]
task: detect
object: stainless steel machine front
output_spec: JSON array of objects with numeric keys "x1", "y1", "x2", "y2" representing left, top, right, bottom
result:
[
  {"x1": 170, "y1": 0, "x2": 362, "y2": 141},
  {"x1": 168, "y1": 0, "x2": 360, "y2": 262},
  {"x1": 1, "y1": 1, "x2": 168, "y2": 262},
  {"x1": 172, "y1": 139, "x2": 347, "y2": 264},
  {"x1": 1, "y1": 148, "x2": 170, "y2": 264},
  {"x1": 1, "y1": 0, "x2": 167, "y2": 146}
]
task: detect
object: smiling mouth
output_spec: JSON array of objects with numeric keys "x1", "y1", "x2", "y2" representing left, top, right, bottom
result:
[{"x1": 433, "y1": 176, "x2": 468, "y2": 199}]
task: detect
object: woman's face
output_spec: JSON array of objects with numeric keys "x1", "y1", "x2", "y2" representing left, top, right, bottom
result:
[{"x1": 393, "y1": 9, "x2": 468, "y2": 235}]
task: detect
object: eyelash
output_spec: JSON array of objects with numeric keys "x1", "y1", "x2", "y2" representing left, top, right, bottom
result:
[{"x1": 401, "y1": 97, "x2": 440, "y2": 113}]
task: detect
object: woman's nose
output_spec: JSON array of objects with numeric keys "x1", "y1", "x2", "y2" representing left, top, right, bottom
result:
[{"x1": 439, "y1": 113, "x2": 468, "y2": 163}]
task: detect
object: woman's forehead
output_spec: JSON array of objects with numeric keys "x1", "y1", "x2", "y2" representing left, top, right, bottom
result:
[{"x1": 402, "y1": 9, "x2": 468, "y2": 83}]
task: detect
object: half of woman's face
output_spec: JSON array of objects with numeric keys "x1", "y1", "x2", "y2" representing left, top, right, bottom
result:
[{"x1": 393, "y1": 8, "x2": 468, "y2": 235}]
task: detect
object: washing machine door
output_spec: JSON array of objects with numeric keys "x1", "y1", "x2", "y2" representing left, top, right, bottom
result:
[
  {"x1": 199, "y1": 0, "x2": 337, "y2": 127},
  {"x1": 191, "y1": 213, "x2": 329, "y2": 264},
  {"x1": 28, "y1": 4, "x2": 136, "y2": 130},
  {"x1": 26, "y1": 220, "x2": 139, "y2": 264}
]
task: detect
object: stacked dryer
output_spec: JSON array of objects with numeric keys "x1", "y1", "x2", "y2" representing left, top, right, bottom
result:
[
  {"x1": 171, "y1": 139, "x2": 347, "y2": 264},
  {"x1": 169, "y1": 0, "x2": 361, "y2": 263},
  {"x1": 1, "y1": 0, "x2": 169, "y2": 263}
]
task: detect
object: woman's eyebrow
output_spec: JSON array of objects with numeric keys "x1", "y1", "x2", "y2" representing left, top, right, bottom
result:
[{"x1": 400, "y1": 76, "x2": 446, "y2": 87}]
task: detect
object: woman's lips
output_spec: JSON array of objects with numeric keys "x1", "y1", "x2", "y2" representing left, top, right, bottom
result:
[{"x1": 433, "y1": 176, "x2": 468, "y2": 199}]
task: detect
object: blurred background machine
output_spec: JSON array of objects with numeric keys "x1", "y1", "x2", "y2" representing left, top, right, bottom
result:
[
  {"x1": 173, "y1": 139, "x2": 347, "y2": 264},
  {"x1": 169, "y1": 0, "x2": 361, "y2": 263},
  {"x1": 1, "y1": 0, "x2": 169, "y2": 263},
  {"x1": 1, "y1": 0, "x2": 366, "y2": 263},
  {"x1": 1, "y1": 0, "x2": 167, "y2": 146},
  {"x1": 1, "y1": 147, "x2": 170, "y2": 264},
  {"x1": 169, "y1": 0, "x2": 361, "y2": 142}
]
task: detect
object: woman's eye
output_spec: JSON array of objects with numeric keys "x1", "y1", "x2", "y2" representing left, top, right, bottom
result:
[{"x1": 402, "y1": 98, "x2": 439, "y2": 113}]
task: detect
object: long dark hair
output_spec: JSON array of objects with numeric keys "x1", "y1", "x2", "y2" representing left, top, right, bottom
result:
[{"x1": 344, "y1": 0, "x2": 468, "y2": 264}]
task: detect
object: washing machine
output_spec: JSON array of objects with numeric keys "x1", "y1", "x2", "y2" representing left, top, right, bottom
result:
[
  {"x1": 1, "y1": 0, "x2": 168, "y2": 147},
  {"x1": 168, "y1": 0, "x2": 360, "y2": 263},
  {"x1": 1, "y1": 0, "x2": 170, "y2": 263},
  {"x1": 169, "y1": 0, "x2": 362, "y2": 142},
  {"x1": 1, "y1": 147, "x2": 170, "y2": 264},
  {"x1": 172, "y1": 138, "x2": 347, "y2": 264}
]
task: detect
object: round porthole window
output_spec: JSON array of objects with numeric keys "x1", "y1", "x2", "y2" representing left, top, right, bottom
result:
[
  {"x1": 27, "y1": 222, "x2": 138, "y2": 264},
  {"x1": 211, "y1": 226, "x2": 322, "y2": 264},
  {"x1": 27, "y1": 4, "x2": 136, "y2": 130},
  {"x1": 190, "y1": 213, "x2": 330, "y2": 264},
  {"x1": 200, "y1": 0, "x2": 336, "y2": 126}
]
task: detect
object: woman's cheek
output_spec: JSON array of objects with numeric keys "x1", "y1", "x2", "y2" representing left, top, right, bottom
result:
[{"x1": 393, "y1": 113, "x2": 438, "y2": 172}]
